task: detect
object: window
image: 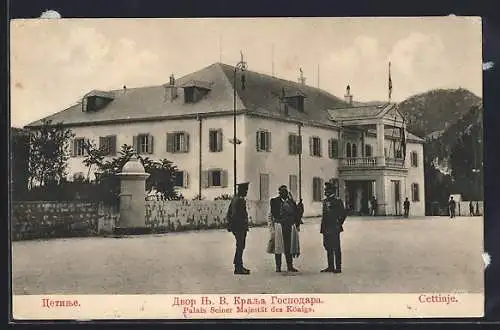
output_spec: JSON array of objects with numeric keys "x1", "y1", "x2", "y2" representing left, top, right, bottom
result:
[
  {"x1": 174, "y1": 171, "x2": 189, "y2": 188},
  {"x1": 289, "y1": 174, "x2": 298, "y2": 199},
  {"x1": 184, "y1": 87, "x2": 194, "y2": 103},
  {"x1": 166, "y1": 132, "x2": 190, "y2": 153},
  {"x1": 312, "y1": 177, "x2": 324, "y2": 202},
  {"x1": 411, "y1": 183, "x2": 420, "y2": 202},
  {"x1": 288, "y1": 134, "x2": 302, "y2": 155},
  {"x1": 209, "y1": 129, "x2": 223, "y2": 152},
  {"x1": 99, "y1": 135, "x2": 117, "y2": 156},
  {"x1": 411, "y1": 151, "x2": 418, "y2": 167},
  {"x1": 259, "y1": 173, "x2": 270, "y2": 201},
  {"x1": 365, "y1": 144, "x2": 373, "y2": 157},
  {"x1": 352, "y1": 144, "x2": 358, "y2": 158},
  {"x1": 297, "y1": 96, "x2": 305, "y2": 112},
  {"x1": 309, "y1": 137, "x2": 322, "y2": 157},
  {"x1": 256, "y1": 130, "x2": 271, "y2": 152},
  {"x1": 346, "y1": 143, "x2": 351, "y2": 158},
  {"x1": 202, "y1": 169, "x2": 228, "y2": 188},
  {"x1": 133, "y1": 134, "x2": 154, "y2": 154},
  {"x1": 71, "y1": 138, "x2": 87, "y2": 157},
  {"x1": 328, "y1": 139, "x2": 339, "y2": 159}
]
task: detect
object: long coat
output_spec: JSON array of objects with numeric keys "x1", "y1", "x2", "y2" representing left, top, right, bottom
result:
[
  {"x1": 266, "y1": 197, "x2": 303, "y2": 256},
  {"x1": 226, "y1": 196, "x2": 249, "y2": 233}
]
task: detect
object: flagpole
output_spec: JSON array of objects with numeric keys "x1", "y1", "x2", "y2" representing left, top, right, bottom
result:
[{"x1": 388, "y1": 61, "x2": 392, "y2": 104}]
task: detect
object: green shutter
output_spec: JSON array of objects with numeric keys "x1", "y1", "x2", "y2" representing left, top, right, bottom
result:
[
  {"x1": 221, "y1": 170, "x2": 228, "y2": 188},
  {"x1": 288, "y1": 134, "x2": 294, "y2": 155},
  {"x1": 256, "y1": 131, "x2": 261, "y2": 152},
  {"x1": 267, "y1": 131, "x2": 271, "y2": 151},
  {"x1": 184, "y1": 133, "x2": 190, "y2": 153},
  {"x1": 166, "y1": 133, "x2": 174, "y2": 153},
  {"x1": 148, "y1": 135, "x2": 154, "y2": 154},
  {"x1": 110, "y1": 135, "x2": 117, "y2": 156},
  {"x1": 328, "y1": 139, "x2": 333, "y2": 159},
  {"x1": 217, "y1": 129, "x2": 223, "y2": 152}
]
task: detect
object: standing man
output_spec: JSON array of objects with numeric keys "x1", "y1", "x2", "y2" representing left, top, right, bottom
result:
[
  {"x1": 448, "y1": 196, "x2": 457, "y2": 219},
  {"x1": 469, "y1": 201, "x2": 474, "y2": 216},
  {"x1": 267, "y1": 185, "x2": 303, "y2": 273},
  {"x1": 403, "y1": 197, "x2": 410, "y2": 218},
  {"x1": 320, "y1": 182, "x2": 347, "y2": 273},
  {"x1": 226, "y1": 182, "x2": 251, "y2": 275},
  {"x1": 370, "y1": 196, "x2": 378, "y2": 216}
]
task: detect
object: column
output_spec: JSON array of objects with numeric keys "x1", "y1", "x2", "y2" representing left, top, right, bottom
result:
[
  {"x1": 116, "y1": 156, "x2": 150, "y2": 234},
  {"x1": 375, "y1": 175, "x2": 386, "y2": 216},
  {"x1": 376, "y1": 122, "x2": 385, "y2": 166}
]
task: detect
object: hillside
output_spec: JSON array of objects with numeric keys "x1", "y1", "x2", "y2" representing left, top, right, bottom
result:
[{"x1": 397, "y1": 88, "x2": 481, "y2": 139}]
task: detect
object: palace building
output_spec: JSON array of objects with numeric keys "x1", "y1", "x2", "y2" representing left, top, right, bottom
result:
[{"x1": 25, "y1": 62, "x2": 425, "y2": 217}]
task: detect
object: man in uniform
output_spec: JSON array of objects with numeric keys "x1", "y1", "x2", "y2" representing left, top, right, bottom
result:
[
  {"x1": 320, "y1": 181, "x2": 347, "y2": 273},
  {"x1": 226, "y1": 182, "x2": 251, "y2": 275}
]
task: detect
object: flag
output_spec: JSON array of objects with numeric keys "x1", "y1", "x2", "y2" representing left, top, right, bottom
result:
[{"x1": 388, "y1": 62, "x2": 393, "y2": 102}]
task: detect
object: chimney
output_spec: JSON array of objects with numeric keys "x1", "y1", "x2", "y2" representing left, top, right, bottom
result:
[
  {"x1": 164, "y1": 74, "x2": 178, "y2": 102},
  {"x1": 344, "y1": 85, "x2": 353, "y2": 106}
]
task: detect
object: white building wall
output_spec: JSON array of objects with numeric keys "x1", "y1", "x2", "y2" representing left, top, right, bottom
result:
[
  {"x1": 243, "y1": 116, "x2": 340, "y2": 217},
  {"x1": 66, "y1": 115, "x2": 246, "y2": 201},
  {"x1": 405, "y1": 142, "x2": 425, "y2": 216}
]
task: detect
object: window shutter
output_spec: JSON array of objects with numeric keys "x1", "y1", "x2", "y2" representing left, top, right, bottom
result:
[
  {"x1": 256, "y1": 131, "x2": 261, "y2": 152},
  {"x1": 288, "y1": 135, "x2": 294, "y2": 155},
  {"x1": 99, "y1": 137, "x2": 105, "y2": 152},
  {"x1": 221, "y1": 170, "x2": 228, "y2": 188},
  {"x1": 328, "y1": 139, "x2": 333, "y2": 158},
  {"x1": 298, "y1": 135, "x2": 302, "y2": 155},
  {"x1": 148, "y1": 135, "x2": 154, "y2": 154},
  {"x1": 110, "y1": 135, "x2": 117, "y2": 156},
  {"x1": 71, "y1": 139, "x2": 76, "y2": 157},
  {"x1": 318, "y1": 138, "x2": 322, "y2": 157},
  {"x1": 166, "y1": 133, "x2": 174, "y2": 153},
  {"x1": 208, "y1": 171, "x2": 214, "y2": 187},
  {"x1": 202, "y1": 171, "x2": 209, "y2": 188},
  {"x1": 267, "y1": 132, "x2": 272, "y2": 151},
  {"x1": 184, "y1": 133, "x2": 190, "y2": 153},
  {"x1": 84, "y1": 138, "x2": 90, "y2": 156},
  {"x1": 217, "y1": 129, "x2": 223, "y2": 152},
  {"x1": 333, "y1": 140, "x2": 339, "y2": 159},
  {"x1": 183, "y1": 171, "x2": 189, "y2": 188},
  {"x1": 309, "y1": 137, "x2": 313, "y2": 156},
  {"x1": 133, "y1": 135, "x2": 138, "y2": 153}
]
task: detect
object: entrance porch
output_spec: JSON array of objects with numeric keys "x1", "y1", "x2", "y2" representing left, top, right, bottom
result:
[{"x1": 344, "y1": 180, "x2": 375, "y2": 215}]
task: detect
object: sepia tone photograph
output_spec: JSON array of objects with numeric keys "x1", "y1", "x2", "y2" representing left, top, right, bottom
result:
[{"x1": 10, "y1": 17, "x2": 484, "y2": 319}]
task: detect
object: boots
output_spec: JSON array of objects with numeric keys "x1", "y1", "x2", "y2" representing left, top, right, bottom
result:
[
  {"x1": 321, "y1": 250, "x2": 335, "y2": 273},
  {"x1": 234, "y1": 266, "x2": 250, "y2": 275}
]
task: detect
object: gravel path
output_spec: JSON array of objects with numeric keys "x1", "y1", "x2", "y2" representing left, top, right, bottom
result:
[{"x1": 12, "y1": 216, "x2": 484, "y2": 295}]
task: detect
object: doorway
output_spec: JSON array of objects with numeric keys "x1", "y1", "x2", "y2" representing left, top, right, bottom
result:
[
  {"x1": 392, "y1": 180, "x2": 401, "y2": 215},
  {"x1": 345, "y1": 180, "x2": 374, "y2": 215}
]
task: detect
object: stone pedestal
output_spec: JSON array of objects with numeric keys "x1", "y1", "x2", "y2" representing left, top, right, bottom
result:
[{"x1": 116, "y1": 156, "x2": 150, "y2": 234}]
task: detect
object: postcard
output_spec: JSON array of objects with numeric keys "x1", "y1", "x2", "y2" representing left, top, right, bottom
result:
[{"x1": 10, "y1": 16, "x2": 484, "y2": 320}]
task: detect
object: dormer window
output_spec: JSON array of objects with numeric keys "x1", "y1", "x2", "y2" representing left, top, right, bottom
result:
[
  {"x1": 181, "y1": 80, "x2": 212, "y2": 104},
  {"x1": 283, "y1": 91, "x2": 306, "y2": 112},
  {"x1": 82, "y1": 90, "x2": 114, "y2": 112}
]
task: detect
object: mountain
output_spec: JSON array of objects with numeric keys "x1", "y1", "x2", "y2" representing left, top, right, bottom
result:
[{"x1": 397, "y1": 88, "x2": 481, "y2": 139}]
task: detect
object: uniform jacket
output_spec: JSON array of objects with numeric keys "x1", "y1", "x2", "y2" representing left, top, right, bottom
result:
[
  {"x1": 226, "y1": 196, "x2": 249, "y2": 232},
  {"x1": 320, "y1": 195, "x2": 346, "y2": 235},
  {"x1": 270, "y1": 196, "x2": 303, "y2": 228}
]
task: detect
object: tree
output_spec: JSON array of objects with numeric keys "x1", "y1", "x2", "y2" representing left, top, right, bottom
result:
[
  {"x1": 27, "y1": 120, "x2": 74, "y2": 189},
  {"x1": 84, "y1": 144, "x2": 183, "y2": 206},
  {"x1": 11, "y1": 128, "x2": 30, "y2": 200},
  {"x1": 82, "y1": 140, "x2": 105, "y2": 181}
]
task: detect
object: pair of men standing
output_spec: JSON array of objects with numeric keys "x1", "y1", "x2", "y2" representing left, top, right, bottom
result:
[{"x1": 226, "y1": 181, "x2": 346, "y2": 275}]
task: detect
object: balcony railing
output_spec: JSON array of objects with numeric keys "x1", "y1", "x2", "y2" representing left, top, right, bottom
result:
[{"x1": 340, "y1": 157, "x2": 405, "y2": 168}]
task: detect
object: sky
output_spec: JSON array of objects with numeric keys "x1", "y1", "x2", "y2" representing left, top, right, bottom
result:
[{"x1": 10, "y1": 17, "x2": 482, "y2": 128}]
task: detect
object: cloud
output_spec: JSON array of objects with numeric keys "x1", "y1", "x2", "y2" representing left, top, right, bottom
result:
[{"x1": 388, "y1": 32, "x2": 446, "y2": 76}]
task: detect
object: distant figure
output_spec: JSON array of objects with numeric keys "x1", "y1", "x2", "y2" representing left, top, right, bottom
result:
[
  {"x1": 370, "y1": 196, "x2": 377, "y2": 216},
  {"x1": 475, "y1": 201, "x2": 480, "y2": 216},
  {"x1": 226, "y1": 182, "x2": 251, "y2": 275},
  {"x1": 403, "y1": 197, "x2": 410, "y2": 218},
  {"x1": 320, "y1": 182, "x2": 347, "y2": 273},
  {"x1": 448, "y1": 197, "x2": 457, "y2": 219},
  {"x1": 267, "y1": 185, "x2": 303, "y2": 273},
  {"x1": 469, "y1": 201, "x2": 474, "y2": 216}
]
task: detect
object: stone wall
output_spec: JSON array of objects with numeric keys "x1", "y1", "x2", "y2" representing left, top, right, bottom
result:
[{"x1": 144, "y1": 200, "x2": 270, "y2": 232}]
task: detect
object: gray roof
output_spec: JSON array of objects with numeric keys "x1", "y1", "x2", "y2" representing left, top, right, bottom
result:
[
  {"x1": 327, "y1": 104, "x2": 392, "y2": 121},
  {"x1": 24, "y1": 62, "x2": 424, "y2": 143}
]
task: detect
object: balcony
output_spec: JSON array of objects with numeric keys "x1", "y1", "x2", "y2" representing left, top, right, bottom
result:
[{"x1": 339, "y1": 157, "x2": 405, "y2": 170}]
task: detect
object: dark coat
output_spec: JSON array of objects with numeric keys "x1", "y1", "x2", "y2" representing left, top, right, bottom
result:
[
  {"x1": 320, "y1": 196, "x2": 346, "y2": 235},
  {"x1": 226, "y1": 196, "x2": 249, "y2": 233},
  {"x1": 270, "y1": 196, "x2": 303, "y2": 227}
]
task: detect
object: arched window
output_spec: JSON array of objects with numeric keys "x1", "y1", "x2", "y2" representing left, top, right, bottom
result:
[
  {"x1": 352, "y1": 144, "x2": 357, "y2": 158},
  {"x1": 346, "y1": 143, "x2": 351, "y2": 158}
]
